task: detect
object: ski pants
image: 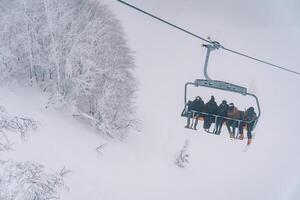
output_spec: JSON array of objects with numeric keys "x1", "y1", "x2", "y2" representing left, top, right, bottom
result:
[
  {"x1": 215, "y1": 117, "x2": 226, "y2": 134},
  {"x1": 238, "y1": 122, "x2": 254, "y2": 139},
  {"x1": 203, "y1": 115, "x2": 215, "y2": 130},
  {"x1": 226, "y1": 120, "x2": 238, "y2": 135},
  {"x1": 246, "y1": 123, "x2": 254, "y2": 139},
  {"x1": 186, "y1": 111, "x2": 200, "y2": 128}
]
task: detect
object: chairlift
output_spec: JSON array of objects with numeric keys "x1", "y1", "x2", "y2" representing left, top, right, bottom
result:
[
  {"x1": 181, "y1": 41, "x2": 261, "y2": 136},
  {"x1": 114, "y1": 0, "x2": 264, "y2": 141}
]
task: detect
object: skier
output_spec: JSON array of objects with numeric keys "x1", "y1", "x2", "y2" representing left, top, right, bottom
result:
[
  {"x1": 241, "y1": 107, "x2": 257, "y2": 145},
  {"x1": 203, "y1": 96, "x2": 218, "y2": 131},
  {"x1": 185, "y1": 96, "x2": 204, "y2": 130},
  {"x1": 226, "y1": 103, "x2": 240, "y2": 138},
  {"x1": 214, "y1": 100, "x2": 229, "y2": 135}
]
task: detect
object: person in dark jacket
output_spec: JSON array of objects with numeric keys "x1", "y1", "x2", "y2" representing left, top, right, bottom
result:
[
  {"x1": 185, "y1": 96, "x2": 205, "y2": 130},
  {"x1": 203, "y1": 96, "x2": 218, "y2": 131},
  {"x1": 241, "y1": 106, "x2": 257, "y2": 145},
  {"x1": 214, "y1": 100, "x2": 229, "y2": 135}
]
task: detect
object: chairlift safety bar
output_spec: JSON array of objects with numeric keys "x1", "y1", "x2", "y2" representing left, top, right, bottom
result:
[{"x1": 184, "y1": 81, "x2": 261, "y2": 125}]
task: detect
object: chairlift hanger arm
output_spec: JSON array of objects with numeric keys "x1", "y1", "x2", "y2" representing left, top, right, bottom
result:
[
  {"x1": 202, "y1": 42, "x2": 221, "y2": 80},
  {"x1": 116, "y1": 0, "x2": 300, "y2": 76}
]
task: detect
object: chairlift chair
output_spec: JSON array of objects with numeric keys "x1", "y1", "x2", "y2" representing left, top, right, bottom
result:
[{"x1": 181, "y1": 41, "x2": 261, "y2": 135}]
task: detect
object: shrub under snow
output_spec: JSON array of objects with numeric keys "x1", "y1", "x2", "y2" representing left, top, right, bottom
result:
[
  {"x1": 0, "y1": 106, "x2": 37, "y2": 151},
  {"x1": 0, "y1": 160, "x2": 69, "y2": 200}
]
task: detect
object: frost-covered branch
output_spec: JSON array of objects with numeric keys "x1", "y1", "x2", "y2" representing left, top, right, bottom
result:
[
  {"x1": 0, "y1": 160, "x2": 70, "y2": 200},
  {"x1": 0, "y1": 106, "x2": 37, "y2": 151},
  {"x1": 175, "y1": 140, "x2": 190, "y2": 168}
]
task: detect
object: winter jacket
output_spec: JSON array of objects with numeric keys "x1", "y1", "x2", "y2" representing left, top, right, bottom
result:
[
  {"x1": 189, "y1": 99, "x2": 204, "y2": 112},
  {"x1": 227, "y1": 106, "x2": 240, "y2": 119},
  {"x1": 218, "y1": 103, "x2": 229, "y2": 117},
  {"x1": 203, "y1": 100, "x2": 218, "y2": 114},
  {"x1": 244, "y1": 108, "x2": 257, "y2": 122}
]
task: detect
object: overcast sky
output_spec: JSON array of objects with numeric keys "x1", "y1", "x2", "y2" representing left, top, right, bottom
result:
[
  {"x1": 105, "y1": 0, "x2": 300, "y2": 73},
  {"x1": 115, "y1": 0, "x2": 300, "y2": 29}
]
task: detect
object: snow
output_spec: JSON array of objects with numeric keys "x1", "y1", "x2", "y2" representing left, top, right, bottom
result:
[
  {"x1": 1, "y1": 0, "x2": 300, "y2": 200},
  {"x1": 1, "y1": 67, "x2": 299, "y2": 199}
]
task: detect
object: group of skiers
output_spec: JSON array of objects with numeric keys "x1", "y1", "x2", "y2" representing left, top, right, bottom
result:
[{"x1": 185, "y1": 95, "x2": 257, "y2": 145}]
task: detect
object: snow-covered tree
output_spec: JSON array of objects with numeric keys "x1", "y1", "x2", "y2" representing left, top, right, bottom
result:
[{"x1": 0, "y1": 0, "x2": 137, "y2": 138}]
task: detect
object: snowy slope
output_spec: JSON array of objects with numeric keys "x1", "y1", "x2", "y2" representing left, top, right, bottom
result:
[{"x1": 1, "y1": 0, "x2": 300, "y2": 200}]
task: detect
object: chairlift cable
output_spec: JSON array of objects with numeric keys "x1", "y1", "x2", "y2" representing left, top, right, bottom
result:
[
  {"x1": 116, "y1": 0, "x2": 300, "y2": 76},
  {"x1": 115, "y1": 0, "x2": 211, "y2": 43},
  {"x1": 221, "y1": 47, "x2": 300, "y2": 75}
]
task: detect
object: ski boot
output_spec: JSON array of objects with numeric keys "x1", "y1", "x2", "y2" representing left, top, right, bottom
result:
[
  {"x1": 238, "y1": 134, "x2": 244, "y2": 140},
  {"x1": 247, "y1": 138, "x2": 253, "y2": 145}
]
